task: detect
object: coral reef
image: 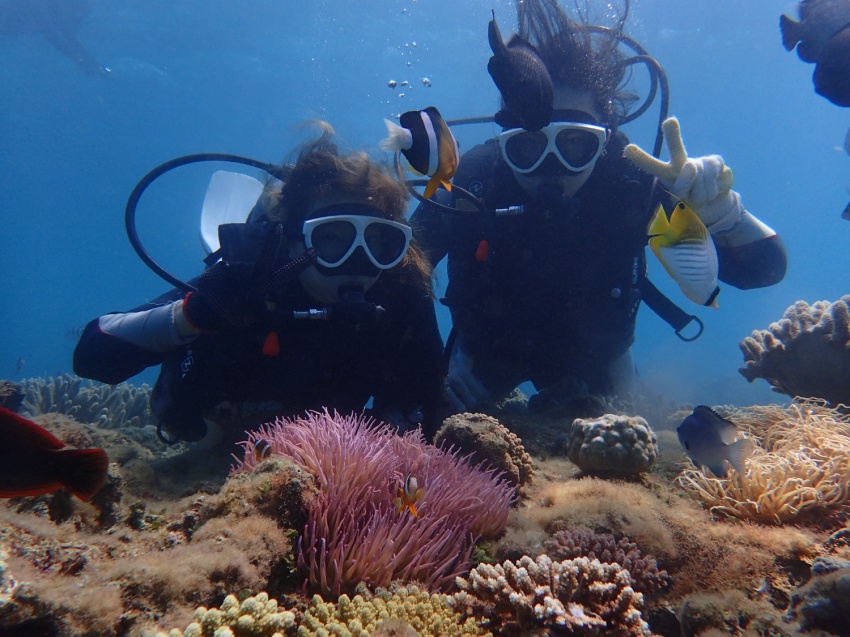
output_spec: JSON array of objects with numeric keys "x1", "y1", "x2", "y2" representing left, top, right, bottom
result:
[
  {"x1": 299, "y1": 585, "x2": 490, "y2": 637},
  {"x1": 234, "y1": 411, "x2": 515, "y2": 597},
  {"x1": 739, "y1": 296, "x2": 850, "y2": 405},
  {"x1": 786, "y1": 555, "x2": 850, "y2": 634},
  {"x1": 677, "y1": 401, "x2": 850, "y2": 524},
  {"x1": 0, "y1": 380, "x2": 23, "y2": 411},
  {"x1": 21, "y1": 373, "x2": 155, "y2": 429},
  {"x1": 434, "y1": 412, "x2": 534, "y2": 490},
  {"x1": 153, "y1": 592, "x2": 297, "y2": 637},
  {"x1": 565, "y1": 414, "x2": 659, "y2": 476},
  {"x1": 451, "y1": 554, "x2": 653, "y2": 636},
  {"x1": 542, "y1": 530, "x2": 669, "y2": 595}
]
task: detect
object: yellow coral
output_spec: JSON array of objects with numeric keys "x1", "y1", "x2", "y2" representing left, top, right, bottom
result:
[
  {"x1": 677, "y1": 401, "x2": 850, "y2": 524},
  {"x1": 156, "y1": 591, "x2": 295, "y2": 637},
  {"x1": 297, "y1": 586, "x2": 490, "y2": 637}
]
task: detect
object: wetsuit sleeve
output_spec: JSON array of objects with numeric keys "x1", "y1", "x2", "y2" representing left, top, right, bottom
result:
[
  {"x1": 714, "y1": 211, "x2": 787, "y2": 289},
  {"x1": 73, "y1": 287, "x2": 195, "y2": 384},
  {"x1": 371, "y1": 283, "x2": 445, "y2": 439}
]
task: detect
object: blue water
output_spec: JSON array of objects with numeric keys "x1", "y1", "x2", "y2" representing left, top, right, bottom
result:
[{"x1": 1, "y1": 0, "x2": 846, "y2": 406}]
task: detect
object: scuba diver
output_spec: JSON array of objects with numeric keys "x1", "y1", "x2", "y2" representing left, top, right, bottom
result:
[
  {"x1": 410, "y1": 0, "x2": 787, "y2": 412},
  {"x1": 73, "y1": 123, "x2": 444, "y2": 443},
  {"x1": 0, "y1": 0, "x2": 111, "y2": 77}
]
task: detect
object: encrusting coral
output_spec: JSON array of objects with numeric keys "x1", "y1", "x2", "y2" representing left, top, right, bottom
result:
[
  {"x1": 565, "y1": 414, "x2": 658, "y2": 476},
  {"x1": 677, "y1": 401, "x2": 850, "y2": 525},
  {"x1": 434, "y1": 412, "x2": 534, "y2": 490},
  {"x1": 234, "y1": 411, "x2": 515, "y2": 597},
  {"x1": 451, "y1": 554, "x2": 654, "y2": 636},
  {"x1": 542, "y1": 530, "x2": 670, "y2": 595},
  {"x1": 21, "y1": 373, "x2": 155, "y2": 429},
  {"x1": 739, "y1": 296, "x2": 850, "y2": 405}
]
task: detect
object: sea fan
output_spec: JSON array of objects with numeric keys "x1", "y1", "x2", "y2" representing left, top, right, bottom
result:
[{"x1": 234, "y1": 410, "x2": 515, "y2": 596}]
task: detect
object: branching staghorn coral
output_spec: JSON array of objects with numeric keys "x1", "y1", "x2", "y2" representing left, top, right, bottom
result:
[
  {"x1": 451, "y1": 554, "x2": 653, "y2": 637},
  {"x1": 542, "y1": 530, "x2": 669, "y2": 595},
  {"x1": 739, "y1": 296, "x2": 850, "y2": 405},
  {"x1": 234, "y1": 411, "x2": 515, "y2": 597},
  {"x1": 21, "y1": 373, "x2": 154, "y2": 429},
  {"x1": 677, "y1": 401, "x2": 850, "y2": 525}
]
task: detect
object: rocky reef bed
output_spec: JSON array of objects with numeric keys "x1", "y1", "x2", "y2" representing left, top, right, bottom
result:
[{"x1": 1, "y1": 377, "x2": 848, "y2": 637}]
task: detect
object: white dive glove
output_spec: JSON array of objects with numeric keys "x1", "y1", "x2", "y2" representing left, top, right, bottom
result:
[
  {"x1": 445, "y1": 344, "x2": 490, "y2": 412},
  {"x1": 624, "y1": 117, "x2": 743, "y2": 235}
]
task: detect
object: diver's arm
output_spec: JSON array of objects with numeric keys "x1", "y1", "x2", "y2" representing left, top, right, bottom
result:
[
  {"x1": 714, "y1": 210, "x2": 787, "y2": 289},
  {"x1": 73, "y1": 291, "x2": 199, "y2": 384}
]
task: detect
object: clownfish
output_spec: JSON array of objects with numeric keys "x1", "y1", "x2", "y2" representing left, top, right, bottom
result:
[
  {"x1": 393, "y1": 473, "x2": 424, "y2": 517},
  {"x1": 648, "y1": 201, "x2": 720, "y2": 308},
  {"x1": 380, "y1": 106, "x2": 459, "y2": 199},
  {"x1": 253, "y1": 439, "x2": 273, "y2": 462}
]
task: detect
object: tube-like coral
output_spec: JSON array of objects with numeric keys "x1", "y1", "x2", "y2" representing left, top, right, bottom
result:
[{"x1": 234, "y1": 411, "x2": 515, "y2": 597}]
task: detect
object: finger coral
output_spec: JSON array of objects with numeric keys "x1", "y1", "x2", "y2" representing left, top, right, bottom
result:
[
  {"x1": 234, "y1": 411, "x2": 515, "y2": 597},
  {"x1": 542, "y1": 530, "x2": 669, "y2": 595},
  {"x1": 677, "y1": 401, "x2": 850, "y2": 524},
  {"x1": 739, "y1": 296, "x2": 850, "y2": 405},
  {"x1": 299, "y1": 585, "x2": 490, "y2": 637},
  {"x1": 153, "y1": 591, "x2": 296, "y2": 637},
  {"x1": 451, "y1": 554, "x2": 654, "y2": 637}
]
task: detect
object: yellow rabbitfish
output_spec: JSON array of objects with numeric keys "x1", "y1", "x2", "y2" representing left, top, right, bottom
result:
[{"x1": 648, "y1": 201, "x2": 720, "y2": 308}]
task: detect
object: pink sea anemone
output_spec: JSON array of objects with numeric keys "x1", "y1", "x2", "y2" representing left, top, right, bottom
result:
[{"x1": 234, "y1": 410, "x2": 515, "y2": 596}]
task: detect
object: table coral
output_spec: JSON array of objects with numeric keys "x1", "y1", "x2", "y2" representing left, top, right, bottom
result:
[
  {"x1": 434, "y1": 412, "x2": 534, "y2": 490},
  {"x1": 566, "y1": 414, "x2": 658, "y2": 476},
  {"x1": 234, "y1": 411, "x2": 515, "y2": 597},
  {"x1": 739, "y1": 296, "x2": 850, "y2": 405},
  {"x1": 677, "y1": 401, "x2": 850, "y2": 525},
  {"x1": 452, "y1": 554, "x2": 654, "y2": 636}
]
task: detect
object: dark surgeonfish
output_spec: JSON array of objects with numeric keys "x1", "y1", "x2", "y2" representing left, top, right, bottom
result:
[
  {"x1": 0, "y1": 407, "x2": 108, "y2": 501},
  {"x1": 487, "y1": 11, "x2": 553, "y2": 132},
  {"x1": 677, "y1": 406, "x2": 754, "y2": 479},
  {"x1": 0, "y1": 0, "x2": 110, "y2": 77},
  {"x1": 781, "y1": 0, "x2": 850, "y2": 106}
]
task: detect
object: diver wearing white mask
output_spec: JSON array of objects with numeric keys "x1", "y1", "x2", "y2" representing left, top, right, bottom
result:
[{"x1": 74, "y1": 123, "x2": 444, "y2": 444}]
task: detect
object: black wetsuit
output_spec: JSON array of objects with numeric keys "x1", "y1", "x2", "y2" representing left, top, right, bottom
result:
[
  {"x1": 73, "y1": 244, "x2": 445, "y2": 439},
  {"x1": 410, "y1": 131, "x2": 787, "y2": 396}
]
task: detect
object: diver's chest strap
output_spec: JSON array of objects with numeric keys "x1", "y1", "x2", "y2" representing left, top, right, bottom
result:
[{"x1": 639, "y1": 277, "x2": 703, "y2": 342}]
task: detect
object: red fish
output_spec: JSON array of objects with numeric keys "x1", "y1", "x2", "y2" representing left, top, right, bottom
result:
[{"x1": 0, "y1": 407, "x2": 108, "y2": 501}]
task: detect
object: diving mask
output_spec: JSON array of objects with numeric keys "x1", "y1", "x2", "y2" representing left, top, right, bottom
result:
[
  {"x1": 498, "y1": 122, "x2": 610, "y2": 174},
  {"x1": 302, "y1": 205, "x2": 412, "y2": 270}
]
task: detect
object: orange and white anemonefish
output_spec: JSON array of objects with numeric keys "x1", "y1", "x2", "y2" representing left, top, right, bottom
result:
[
  {"x1": 393, "y1": 473, "x2": 425, "y2": 517},
  {"x1": 253, "y1": 439, "x2": 273, "y2": 462},
  {"x1": 380, "y1": 106, "x2": 459, "y2": 199},
  {"x1": 0, "y1": 406, "x2": 108, "y2": 502}
]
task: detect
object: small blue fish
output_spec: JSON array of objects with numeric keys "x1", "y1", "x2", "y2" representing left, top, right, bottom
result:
[{"x1": 677, "y1": 406, "x2": 754, "y2": 478}]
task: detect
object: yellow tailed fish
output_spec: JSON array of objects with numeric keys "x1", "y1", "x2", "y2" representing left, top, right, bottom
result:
[{"x1": 648, "y1": 201, "x2": 720, "y2": 308}]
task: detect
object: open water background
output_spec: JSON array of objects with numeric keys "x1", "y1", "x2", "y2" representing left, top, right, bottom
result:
[{"x1": 1, "y1": 0, "x2": 846, "y2": 406}]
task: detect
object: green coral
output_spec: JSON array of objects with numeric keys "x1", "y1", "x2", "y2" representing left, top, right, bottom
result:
[
  {"x1": 156, "y1": 592, "x2": 296, "y2": 637},
  {"x1": 298, "y1": 585, "x2": 490, "y2": 637}
]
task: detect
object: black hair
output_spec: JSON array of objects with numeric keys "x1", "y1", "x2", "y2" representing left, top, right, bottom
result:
[{"x1": 516, "y1": 0, "x2": 636, "y2": 128}]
